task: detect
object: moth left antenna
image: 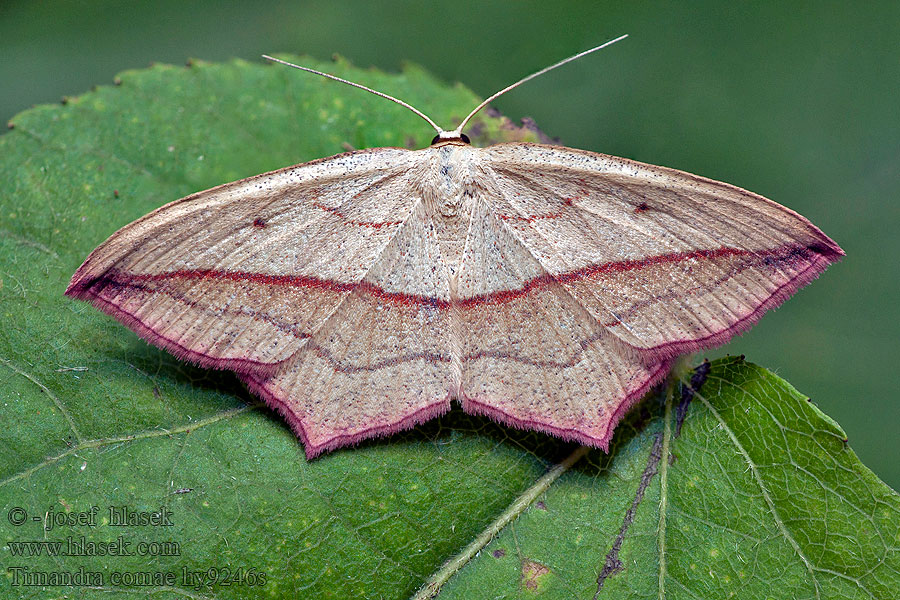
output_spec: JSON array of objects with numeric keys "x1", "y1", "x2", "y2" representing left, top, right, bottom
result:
[{"x1": 262, "y1": 54, "x2": 444, "y2": 135}]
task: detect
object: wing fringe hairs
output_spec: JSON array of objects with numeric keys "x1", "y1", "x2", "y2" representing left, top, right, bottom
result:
[{"x1": 66, "y1": 142, "x2": 842, "y2": 458}]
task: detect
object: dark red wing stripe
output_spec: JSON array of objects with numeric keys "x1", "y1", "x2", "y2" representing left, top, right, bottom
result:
[
  {"x1": 78, "y1": 273, "x2": 312, "y2": 340},
  {"x1": 112, "y1": 242, "x2": 838, "y2": 310}
]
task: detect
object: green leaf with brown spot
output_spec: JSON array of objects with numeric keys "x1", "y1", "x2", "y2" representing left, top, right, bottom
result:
[{"x1": 1, "y1": 58, "x2": 897, "y2": 599}]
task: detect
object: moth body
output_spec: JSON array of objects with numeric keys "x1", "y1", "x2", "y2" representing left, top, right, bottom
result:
[{"x1": 66, "y1": 139, "x2": 842, "y2": 457}]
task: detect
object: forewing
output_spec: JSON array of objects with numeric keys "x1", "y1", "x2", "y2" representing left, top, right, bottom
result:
[
  {"x1": 480, "y1": 143, "x2": 843, "y2": 359},
  {"x1": 241, "y1": 200, "x2": 456, "y2": 457},
  {"x1": 455, "y1": 198, "x2": 672, "y2": 450},
  {"x1": 66, "y1": 148, "x2": 417, "y2": 373}
]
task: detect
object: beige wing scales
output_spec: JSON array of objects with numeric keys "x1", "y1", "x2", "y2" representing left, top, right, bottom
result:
[
  {"x1": 67, "y1": 139, "x2": 843, "y2": 458},
  {"x1": 242, "y1": 200, "x2": 459, "y2": 457},
  {"x1": 66, "y1": 148, "x2": 419, "y2": 374},
  {"x1": 480, "y1": 143, "x2": 843, "y2": 359},
  {"x1": 454, "y1": 198, "x2": 671, "y2": 450}
]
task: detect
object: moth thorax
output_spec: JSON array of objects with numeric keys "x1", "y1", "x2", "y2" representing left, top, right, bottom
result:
[{"x1": 418, "y1": 147, "x2": 474, "y2": 219}]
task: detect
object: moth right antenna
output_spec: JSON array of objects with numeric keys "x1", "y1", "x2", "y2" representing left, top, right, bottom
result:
[{"x1": 451, "y1": 34, "x2": 629, "y2": 137}]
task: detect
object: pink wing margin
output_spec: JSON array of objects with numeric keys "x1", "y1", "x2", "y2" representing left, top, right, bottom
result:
[{"x1": 65, "y1": 141, "x2": 844, "y2": 458}]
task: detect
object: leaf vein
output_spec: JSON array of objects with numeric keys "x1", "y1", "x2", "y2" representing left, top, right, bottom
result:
[
  {"x1": 0, "y1": 403, "x2": 258, "y2": 487},
  {"x1": 695, "y1": 388, "x2": 822, "y2": 599},
  {"x1": 1, "y1": 356, "x2": 84, "y2": 443}
]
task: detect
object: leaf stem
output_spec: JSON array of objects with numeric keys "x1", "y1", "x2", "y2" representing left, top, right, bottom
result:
[
  {"x1": 657, "y1": 379, "x2": 675, "y2": 599},
  {"x1": 411, "y1": 445, "x2": 590, "y2": 599}
]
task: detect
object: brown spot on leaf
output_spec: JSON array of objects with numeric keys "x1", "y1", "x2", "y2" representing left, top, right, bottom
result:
[
  {"x1": 535, "y1": 501, "x2": 547, "y2": 510},
  {"x1": 492, "y1": 548, "x2": 506, "y2": 558},
  {"x1": 521, "y1": 559, "x2": 550, "y2": 591},
  {"x1": 469, "y1": 111, "x2": 561, "y2": 147}
]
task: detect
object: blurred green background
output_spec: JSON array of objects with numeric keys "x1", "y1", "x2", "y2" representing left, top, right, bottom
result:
[{"x1": 2, "y1": 1, "x2": 897, "y2": 489}]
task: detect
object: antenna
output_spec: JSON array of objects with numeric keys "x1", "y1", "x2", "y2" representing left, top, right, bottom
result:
[
  {"x1": 262, "y1": 34, "x2": 628, "y2": 141},
  {"x1": 262, "y1": 54, "x2": 444, "y2": 134},
  {"x1": 451, "y1": 34, "x2": 628, "y2": 137}
]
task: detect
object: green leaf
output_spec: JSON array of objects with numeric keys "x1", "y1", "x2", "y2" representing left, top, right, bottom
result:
[
  {"x1": 434, "y1": 357, "x2": 900, "y2": 599},
  {"x1": 1, "y1": 58, "x2": 897, "y2": 599}
]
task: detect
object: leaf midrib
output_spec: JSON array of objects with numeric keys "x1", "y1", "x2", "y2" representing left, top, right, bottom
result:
[
  {"x1": 656, "y1": 381, "x2": 675, "y2": 600},
  {"x1": 412, "y1": 445, "x2": 590, "y2": 600},
  {"x1": 0, "y1": 403, "x2": 259, "y2": 487}
]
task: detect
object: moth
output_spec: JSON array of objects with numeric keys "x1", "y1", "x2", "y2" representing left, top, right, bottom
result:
[{"x1": 66, "y1": 37, "x2": 842, "y2": 457}]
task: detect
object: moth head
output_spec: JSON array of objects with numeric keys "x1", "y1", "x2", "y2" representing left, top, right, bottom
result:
[{"x1": 431, "y1": 132, "x2": 471, "y2": 146}]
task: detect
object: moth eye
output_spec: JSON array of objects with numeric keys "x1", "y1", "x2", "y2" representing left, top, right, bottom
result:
[{"x1": 430, "y1": 133, "x2": 471, "y2": 145}]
